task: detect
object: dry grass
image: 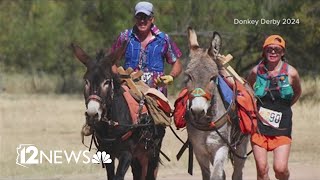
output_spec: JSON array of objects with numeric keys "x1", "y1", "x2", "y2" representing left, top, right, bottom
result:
[{"x1": 0, "y1": 78, "x2": 319, "y2": 178}]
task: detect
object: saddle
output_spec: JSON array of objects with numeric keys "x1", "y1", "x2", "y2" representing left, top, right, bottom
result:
[
  {"x1": 118, "y1": 67, "x2": 173, "y2": 126},
  {"x1": 122, "y1": 85, "x2": 148, "y2": 124}
]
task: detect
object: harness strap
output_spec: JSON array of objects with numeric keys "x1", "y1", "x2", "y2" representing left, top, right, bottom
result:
[
  {"x1": 89, "y1": 133, "x2": 94, "y2": 151},
  {"x1": 187, "y1": 86, "x2": 236, "y2": 131},
  {"x1": 207, "y1": 77, "x2": 237, "y2": 129},
  {"x1": 188, "y1": 141, "x2": 193, "y2": 175},
  {"x1": 169, "y1": 125, "x2": 184, "y2": 144},
  {"x1": 160, "y1": 149, "x2": 171, "y2": 162},
  {"x1": 214, "y1": 128, "x2": 251, "y2": 159},
  {"x1": 137, "y1": 96, "x2": 146, "y2": 123},
  {"x1": 121, "y1": 130, "x2": 133, "y2": 141},
  {"x1": 258, "y1": 60, "x2": 289, "y2": 79},
  {"x1": 280, "y1": 61, "x2": 288, "y2": 75},
  {"x1": 176, "y1": 139, "x2": 194, "y2": 175},
  {"x1": 176, "y1": 139, "x2": 189, "y2": 161},
  {"x1": 145, "y1": 134, "x2": 171, "y2": 162},
  {"x1": 81, "y1": 131, "x2": 98, "y2": 151}
]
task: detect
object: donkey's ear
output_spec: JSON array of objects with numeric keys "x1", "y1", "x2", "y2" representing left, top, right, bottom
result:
[
  {"x1": 188, "y1": 27, "x2": 200, "y2": 50},
  {"x1": 208, "y1": 32, "x2": 222, "y2": 57},
  {"x1": 70, "y1": 43, "x2": 91, "y2": 67}
]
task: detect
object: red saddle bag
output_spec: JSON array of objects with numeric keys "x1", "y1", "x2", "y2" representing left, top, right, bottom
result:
[
  {"x1": 173, "y1": 88, "x2": 189, "y2": 129},
  {"x1": 235, "y1": 80, "x2": 258, "y2": 134}
]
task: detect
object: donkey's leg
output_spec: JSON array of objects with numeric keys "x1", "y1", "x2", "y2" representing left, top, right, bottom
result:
[
  {"x1": 193, "y1": 148, "x2": 210, "y2": 180},
  {"x1": 114, "y1": 151, "x2": 132, "y2": 180},
  {"x1": 105, "y1": 158, "x2": 115, "y2": 180},
  {"x1": 232, "y1": 137, "x2": 249, "y2": 180},
  {"x1": 137, "y1": 154, "x2": 149, "y2": 180},
  {"x1": 211, "y1": 146, "x2": 228, "y2": 180},
  {"x1": 145, "y1": 156, "x2": 159, "y2": 180},
  {"x1": 131, "y1": 158, "x2": 142, "y2": 180},
  {"x1": 146, "y1": 127, "x2": 165, "y2": 180},
  {"x1": 146, "y1": 141, "x2": 163, "y2": 180}
]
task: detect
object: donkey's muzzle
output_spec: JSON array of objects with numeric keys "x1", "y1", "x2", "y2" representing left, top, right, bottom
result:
[
  {"x1": 190, "y1": 108, "x2": 206, "y2": 120},
  {"x1": 86, "y1": 100, "x2": 102, "y2": 121}
]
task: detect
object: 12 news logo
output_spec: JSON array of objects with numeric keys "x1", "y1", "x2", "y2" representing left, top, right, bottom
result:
[{"x1": 16, "y1": 144, "x2": 112, "y2": 168}]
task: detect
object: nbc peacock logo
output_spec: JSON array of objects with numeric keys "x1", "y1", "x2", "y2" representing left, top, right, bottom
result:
[{"x1": 92, "y1": 151, "x2": 112, "y2": 164}]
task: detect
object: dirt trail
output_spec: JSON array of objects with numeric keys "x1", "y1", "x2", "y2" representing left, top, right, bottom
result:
[{"x1": 57, "y1": 162, "x2": 318, "y2": 180}]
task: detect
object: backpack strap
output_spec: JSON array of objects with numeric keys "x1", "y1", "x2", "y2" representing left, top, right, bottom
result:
[
  {"x1": 257, "y1": 60, "x2": 268, "y2": 75},
  {"x1": 257, "y1": 60, "x2": 271, "y2": 80},
  {"x1": 279, "y1": 61, "x2": 288, "y2": 76}
]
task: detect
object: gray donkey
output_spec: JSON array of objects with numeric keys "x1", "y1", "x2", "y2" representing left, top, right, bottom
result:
[{"x1": 184, "y1": 27, "x2": 249, "y2": 180}]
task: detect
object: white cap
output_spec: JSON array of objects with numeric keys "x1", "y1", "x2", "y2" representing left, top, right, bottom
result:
[{"x1": 135, "y1": 1, "x2": 154, "y2": 16}]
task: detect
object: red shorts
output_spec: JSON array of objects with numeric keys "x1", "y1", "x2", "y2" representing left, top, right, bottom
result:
[{"x1": 251, "y1": 133, "x2": 291, "y2": 151}]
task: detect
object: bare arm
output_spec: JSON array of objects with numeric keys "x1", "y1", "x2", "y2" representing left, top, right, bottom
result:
[
  {"x1": 246, "y1": 65, "x2": 258, "y2": 88},
  {"x1": 289, "y1": 65, "x2": 302, "y2": 106},
  {"x1": 169, "y1": 59, "x2": 182, "y2": 78}
]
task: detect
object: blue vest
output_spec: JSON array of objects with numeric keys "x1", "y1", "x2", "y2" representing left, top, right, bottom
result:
[{"x1": 124, "y1": 29, "x2": 166, "y2": 72}]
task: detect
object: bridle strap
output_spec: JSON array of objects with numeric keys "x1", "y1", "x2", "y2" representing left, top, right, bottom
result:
[
  {"x1": 186, "y1": 80, "x2": 236, "y2": 131},
  {"x1": 190, "y1": 87, "x2": 212, "y2": 100},
  {"x1": 86, "y1": 94, "x2": 102, "y2": 104},
  {"x1": 85, "y1": 78, "x2": 114, "y2": 106}
]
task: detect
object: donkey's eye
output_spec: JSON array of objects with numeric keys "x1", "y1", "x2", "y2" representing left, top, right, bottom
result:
[
  {"x1": 84, "y1": 79, "x2": 90, "y2": 86},
  {"x1": 103, "y1": 79, "x2": 110, "y2": 86},
  {"x1": 210, "y1": 76, "x2": 217, "y2": 83},
  {"x1": 184, "y1": 74, "x2": 191, "y2": 83}
]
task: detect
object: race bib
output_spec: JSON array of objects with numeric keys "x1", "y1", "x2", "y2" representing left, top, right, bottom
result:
[{"x1": 259, "y1": 107, "x2": 282, "y2": 128}]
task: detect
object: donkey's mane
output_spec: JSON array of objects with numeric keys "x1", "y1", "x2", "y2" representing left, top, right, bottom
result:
[
  {"x1": 96, "y1": 50, "x2": 115, "y2": 67},
  {"x1": 95, "y1": 49, "x2": 106, "y2": 63}
]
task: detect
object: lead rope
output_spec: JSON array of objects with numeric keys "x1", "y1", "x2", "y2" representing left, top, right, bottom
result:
[
  {"x1": 169, "y1": 125, "x2": 184, "y2": 144},
  {"x1": 214, "y1": 128, "x2": 252, "y2": 159}
]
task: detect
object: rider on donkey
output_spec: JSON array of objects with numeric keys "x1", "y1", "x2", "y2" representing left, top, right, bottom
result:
[
  {"x1": 111, "y1": 1, "x2": 182, "y2": 94},
  {"x1": 82, "y1": 1, "x2": 182, "y2": 136}
]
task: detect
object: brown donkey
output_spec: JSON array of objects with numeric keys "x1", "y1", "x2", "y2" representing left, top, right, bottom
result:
[{"x1": 71, "y1": 44, "x2": 165, "y2": 180}]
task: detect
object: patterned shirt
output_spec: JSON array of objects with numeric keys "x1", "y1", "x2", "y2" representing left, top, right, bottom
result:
[
  {"x1": 111, "y1": 24, "x2": 182, "y2": 65},
  {"x1": 111, "y1": 24, "x2": 182, "y2": 94}
]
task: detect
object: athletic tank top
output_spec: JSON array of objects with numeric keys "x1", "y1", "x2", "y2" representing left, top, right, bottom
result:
[{"x1": 257, "y1": 80, "x2": 292, "y2": 137}]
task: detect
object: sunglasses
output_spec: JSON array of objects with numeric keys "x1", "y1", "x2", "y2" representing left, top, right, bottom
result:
[
  {"x1": 135, "y1": 14, "x2": 152, "y2": 21},
  {"x1": 265, "y1": 47, "x2": 283, "y2": 54}
]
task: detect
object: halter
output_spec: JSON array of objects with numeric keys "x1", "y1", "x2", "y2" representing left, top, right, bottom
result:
[
  {"x1": 86, "y1": 95, "x2": 103, "y2": 104},
  {"x1": 186, "y1": 76, "x2": 235, "y2": 131},
  {"x1": 85, "y1": 78, "x2": 115, "y2": 127},
  {"x1": 190, "y1": 87, "x2": 212, "y2": 100},
  {"x1": 85, "y1": 78, "x2": 114, "y2": 108},
  {"x1": 187, "y1": 73, "x2": 215, "y2": 101},
  {"x1": 84, "y1": 77, "x2": 135, "y2": 146}
]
